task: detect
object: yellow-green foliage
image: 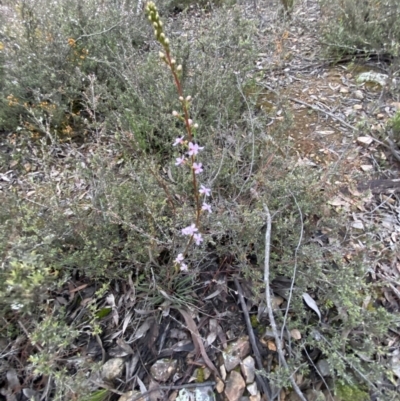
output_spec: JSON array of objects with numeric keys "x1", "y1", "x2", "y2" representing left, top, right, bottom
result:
[{"x1": 335, "y1": 382, "x2": 369, "y2": 401}]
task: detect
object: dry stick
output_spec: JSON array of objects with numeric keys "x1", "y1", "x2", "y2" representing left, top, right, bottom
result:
[
  {"x1": 289, "y1": 97, "x2": 357, "y2": 132},
  {"x1": 234, "y1": 278, "x2": 273, "y2": 400},
  {"x1": 263, "y1": 204, "x2": 307, "y2": 401},
  {"x1": 280, "y1": 192, "x2": 303, "y2": 342}
]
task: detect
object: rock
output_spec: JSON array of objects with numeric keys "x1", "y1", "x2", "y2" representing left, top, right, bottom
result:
[
  {"x1": 356, "y1": 71, "x2": 388, "y2": 87},
  {"x1": 118, "y1": 391, "x2": 143, "y2": 401},
  {"x1": 222, "y1": 336, "x2": 250, "y2": 371},
  {"x1": 356, "y1": 136, "x2": 373, "y2": 147},
  {"x1": 241, "y1": 356, "x2": 255, "y2": 383},
  {"x1": 101, "y1": 358, "x2": 124, "y2": 381},
  {"x1": 353, "y1": 104, "x2": 363, "y2": 110},
  {"x1": 216, "y1": 377, "x2": 225, "y2": 393},
  {"x1": 246, "y1": 382, "x2": 258, "y2": 396},
  {"x1": 290, "y1": 329, "x2": 302, "y2": 340},
  {"x1": 316, "y1": 359, "x2": 331, "y2": 377},
  {"x1": 249, "y1": 394, "x2": 261, "y2": 401},
  {"x1": 360, "y1": 165, "x2": 373, "y2": 172},
  {"x1": 195, "y1": 386, "x2": 214, "y2": 401},
  {"x1": 354, "y1": 90, "x2": 364, "y2": 100},
  {"x1": 225, "y1": 371, "x2": 246, "y2": 401},
  {"x1": 150, "y1": 359, "x2": 177, "y2": 382}
]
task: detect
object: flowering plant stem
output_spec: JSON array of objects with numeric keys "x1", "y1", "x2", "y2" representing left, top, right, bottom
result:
[{"x1": 145, "y1": 2, "x2": 212, "y2": 271}]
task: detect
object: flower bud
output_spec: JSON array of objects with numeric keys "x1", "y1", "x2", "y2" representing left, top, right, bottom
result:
[
  {"x1": 177, "y1": 65, "x2": 182, "y2": 72},
  {"x1": 160, "y1": 33, "x2": 165, "y2": 40},
  {"x1": 153, "y1": 22, "x2": 158, "y2": 29},
  {"x1": 186, "y1": 96, "x2": 192, "y2": 102},
  {"x1": 159, "y1": 51, "x2": 165, "y2": 59},
  {"x1": 179, "y1": 96, "x2": 184, "y2": 102},
  {"x1": 171, "y1": 58, "x2": 176, "y2": 65},
  {"x1": 193, "y1": 123, "x2": 199, "y2": 129},
  {"x1": 164, "y1": 38, "x2": 170, "y2": 46},
  {"x1": 172, "y1": 110, "x2": 179, "y2": 117}
]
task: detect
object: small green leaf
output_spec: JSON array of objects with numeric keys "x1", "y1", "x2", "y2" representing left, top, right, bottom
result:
[
  {"x1": 95, "y1": 307, "x2": 112, "y2": 319},
  {"x1": 81, "y1": 389, "x2": 109, "y2": 401}
]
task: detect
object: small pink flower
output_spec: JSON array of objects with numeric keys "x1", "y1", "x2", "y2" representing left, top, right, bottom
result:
[
  {"x1": 201, "y1": 203, "x2": 212, "y2": 214},
  {"x1": 182, "y1": 224, "x2": 198, "y2": 236},
  {"x1": 175, "y1": 156, "x2": 185, "y2": 166},
  {"x1": 193, "y1": 233, "x2": 203, "y2": 246},
  {"x1": 199, "y1": 185, "x2": 211, "y2": 196},
  {"x1": 187, "y1": 142, "x2": 204, "y2": 156},
  {"x1": 188, "y1": 119, "x2": 193, "y2": 126},
  {"x1": 173, "y1": 136, "x2": 185, "y2": 146},
  {"x1": 175, "y1": 253, "x2": 184, "y2": 264},
  {"x1": 193, "y1": 162, "x2": 203, "y2": 174},
  {"x1": 180, "y1": 262, "x2": 188, "y2": 271}
]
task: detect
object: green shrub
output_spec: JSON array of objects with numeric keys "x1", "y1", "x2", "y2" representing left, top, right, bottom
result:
[{"x1": 319, "y1": 0, "x2": 400, "y2": 59}]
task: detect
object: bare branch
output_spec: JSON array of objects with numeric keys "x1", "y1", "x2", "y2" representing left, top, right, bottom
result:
[{"x1": 263, "y1": 204, "x2": 307, "y2": 401}]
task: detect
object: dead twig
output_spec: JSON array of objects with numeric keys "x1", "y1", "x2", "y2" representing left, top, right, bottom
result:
[
  {"x1": 263, "y1": 204, "x2": 307, "y2": 401},
  {"x1": 233, "y1": 278, "x2": 273, "y2": 400},
  {"x1": 175, "y1": 308, "x2": 221, "y2": 379}
]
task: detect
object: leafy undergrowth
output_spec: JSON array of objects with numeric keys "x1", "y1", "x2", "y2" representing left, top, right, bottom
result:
[{"x1": 0, "y1": 0, "x2": 399, "y2": 400}]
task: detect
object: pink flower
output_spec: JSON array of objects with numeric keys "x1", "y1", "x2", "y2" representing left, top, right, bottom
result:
[
  {"x1": 201, "y1": 203, "x2": 212, "y2": 214},
  {"x1": 199, "y1": 185, "x2": 211, "y2": 196},
  {"x1": 187, "y1": 142, "x2": 204, "y2": 156},
  {"x1": 173, "y1": 136, "x2": 185, "y2": 146},
  {"x1": 180, "y1": 262, "x2": 188, "y2": 271},
  {"x1": 182, "y1": 224, "x2": 198, "y2": 236},
  {"x1": 193, "y1": 233, "x2": 203, "y2": 246},
  {"x1": 175, "y1": 253, "x2": 184, "y2": 264},
  {"x1": 175, "y1": 156, "x2": 186, "y2": 166},
  {"x1": 193, "y1": 162, "x2": 203, "y2": 174},
  {"x1": 188, "y1": 119, "x2": 193, "y2": 126}
]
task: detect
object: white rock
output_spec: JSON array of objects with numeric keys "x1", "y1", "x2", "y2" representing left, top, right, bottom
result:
[
  {"x1": 247, "y1": 382, "x2": 258, "y2": 396},
  {"x1": 241, "y1": 356, "x2": 255, "y2": 383},
  {"x1": 356, "y1": 136, "x2": 373, "y2": 147},
  {"x1": 354, "y1": 90, "x2": 364, "y2": 100},
  {"x1": 101, "y1": 358, "x2": 124, "y2": 381}
]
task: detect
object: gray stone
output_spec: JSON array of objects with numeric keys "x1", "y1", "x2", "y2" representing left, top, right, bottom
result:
[
  {"x1": 150, "y1": 359, "x2": 177, "y2": 382},
  {"x1": 101, "y1": 358, "x2": 124, "y2": 381},
  {"x1": 316, "y1": 359, "x2": 331, "y2": 377},
  {"x1": 354, "y1": 90, "x2": 364, "y2": 100},
  {"x1": 241, "y1": 356, "x2": 255, "y2": 383}
]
